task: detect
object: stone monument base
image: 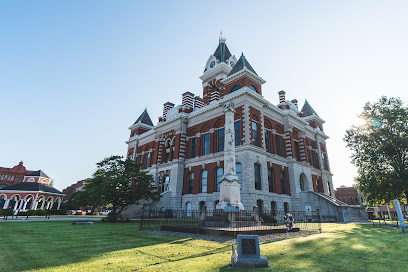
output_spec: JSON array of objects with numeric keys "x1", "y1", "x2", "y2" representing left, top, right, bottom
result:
[{"x1": 229, "y1": 257, "x2": 270, "y2": 268}]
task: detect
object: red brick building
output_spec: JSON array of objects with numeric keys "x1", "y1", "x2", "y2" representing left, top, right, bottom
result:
[
  {"x1": 0, "y1": 161, "x2": 34, "y2": 188},
  {"x1": 335, "y1": 186, "x2": 365, "y2": 206},
  {"x1": 62, "y1": 179, "x2": 86, "y2": 200},
  {"x1": 124, "y1": 37, "x2": 353, "y2": 220},
  {"x1": 0, "y1": 163, "x2": 64, "y2": 211}
]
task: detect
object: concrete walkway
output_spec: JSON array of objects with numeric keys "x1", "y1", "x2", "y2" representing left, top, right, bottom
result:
[{"x1": 0, "y1": 216, "x2": 105, "y2": 222}]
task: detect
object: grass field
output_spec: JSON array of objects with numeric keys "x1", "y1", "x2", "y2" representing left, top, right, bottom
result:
[{"x1": 0, "y1": 221, "x2": 407, "y2": 272}]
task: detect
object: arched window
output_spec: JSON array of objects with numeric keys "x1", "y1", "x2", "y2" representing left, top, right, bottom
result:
[
  {"x1": 257, "y1": 199, "x2": 264, "y2": 212},
  {"x1": 254, "y1": 163, "x2": 262, "y2": 190},
  {"x1": 187, "y1": 172, "x2": 194, "y2": 194},
  {"x1": 280, "y1": 170, "x2": 287, "y2": 194},
  {"x1": 284, "y1": 202, "x2": 289, "y2": 213},
  {"x1": 214, "y1": 200, "x2": 219, "y2": 209},
  {"x1": 203, "y1": 133, "x2": 210, "y2": 155},
  {"x1": 201, "y1": 170, "x2": 208, "y2": 193},
  {"x1": 231, "y1": 85, "x2": 241, "y2": 93},
  {"x1": 234, "y1": 120, "x2": 241, "y2": 146},
  {"x1": 265, "y1": 130, "x2": 272, "y2": 152},
  {"x1": 236, "y1": 163, "x2": 242, "y2": 190},
  {"x1": 252, "y1": 121, "x2": 260, "y2": 147},
  {"x1": 185, "y1": 202, "x2": 192, "y2": 217},
  {"x1": 199, "y1": 201, "x2": 206, "y2": 212},
  {"x1": 271, "y1": 201, "x2": 277, "y2": 216},
  {"x1": 145, "y1": 152, "x2": 150, "y2": 169},
  {"x1": 249, "y1": 85, "x2": 257, "y2": 93},
  {"x1": 216, "y1": 167, "x2": 223, "y2": 192},
  {"x1": 328, "y1": 181, "x2": 332, "y2": 196},
  {"x1": 217, "y1": 128, "x2": 224, "y2": 152},
  {"x1": 300, "y1": 175, "x2": 306, "y2": 191},
  {"x1": 268, "y1": 168, "x2": 275, "y2": 193},
  {"x1": 276, "y1": 134, "x2": 283, "y2": 156},
  {"x1": 190, "y1": 137, "x2": 197, "y2": 158},
  {"x1": 316, "y1": 178, "x2": 321, "y2": 192}
]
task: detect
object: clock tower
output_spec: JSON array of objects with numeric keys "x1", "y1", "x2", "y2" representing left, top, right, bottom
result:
[{"x1": 200, "y1": 36, "x2": 237, "y2": 104}]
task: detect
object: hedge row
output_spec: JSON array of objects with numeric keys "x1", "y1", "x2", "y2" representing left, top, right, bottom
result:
[{"x1": 0, "y1": 209, "x2": 67, "y2": 216}]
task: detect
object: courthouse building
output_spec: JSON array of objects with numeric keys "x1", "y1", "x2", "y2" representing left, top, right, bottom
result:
[{"x1": 125, "y1": 37, "x2": 351, "y2": 220}]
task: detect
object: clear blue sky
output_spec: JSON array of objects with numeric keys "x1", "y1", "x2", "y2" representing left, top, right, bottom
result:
[{"x1": 1, "y1": 1, "x2": 408, "y2": 191}]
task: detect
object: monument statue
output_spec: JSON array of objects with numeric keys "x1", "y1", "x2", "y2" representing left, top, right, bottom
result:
[{"x1": 216, "y1": 102, "x2": 244, "y2": 210}]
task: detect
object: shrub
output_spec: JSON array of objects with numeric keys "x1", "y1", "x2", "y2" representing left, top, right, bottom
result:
[{"x1": 36, "y1": 210, "x2": 46, "y2": 216}]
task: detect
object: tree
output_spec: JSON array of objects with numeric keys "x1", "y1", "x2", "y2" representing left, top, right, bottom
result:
[
  {"x1": 344, "y1": 96, "x2": 408, "y2": 205},
  {"x1": 72, "y1": 155, "x2": 161, "y2": 221}
]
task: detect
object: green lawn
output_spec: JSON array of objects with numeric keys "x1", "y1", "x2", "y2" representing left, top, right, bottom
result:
[{"x1": 0, "y1": 221, "x2": 406, "y2": 272}]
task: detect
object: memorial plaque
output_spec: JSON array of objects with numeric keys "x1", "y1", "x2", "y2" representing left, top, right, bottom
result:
[{"x1": 241, "y1": 239, "x2": 257, "y2": 255}]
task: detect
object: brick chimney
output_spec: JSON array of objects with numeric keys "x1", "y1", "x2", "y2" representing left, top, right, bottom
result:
[
  {"x1": 182, "y1": 92, "x2": 194, "y2": 109},
  {"x1": 291, "y1": 99, "x2": 298, "y2": 110},
  {"x1": 163, "y1": 102, "x2": 175, "y2": 118},
  {"x1": 278, "y1": 90, "x2": 286, "y2": 103},
  {"x1": 194, "y1": 96, "x2": 205, "y2": 109}
]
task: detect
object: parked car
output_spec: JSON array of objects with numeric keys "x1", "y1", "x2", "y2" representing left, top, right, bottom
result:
[
  {"x1": 100, "y1": 210, "x2": 111, "y2": 216},
  {"x1": 76, "y1": 210, "x2": 87, "y2": 215}
]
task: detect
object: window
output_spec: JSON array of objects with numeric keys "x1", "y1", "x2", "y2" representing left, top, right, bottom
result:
[
  {"x1": 316, "y1": 179, "x2": 321, "y2": 192},
  {"x1": 201, "y1": 170, "x2": 208, "y2": 193},
  {"x1": 203, "y1": 133, "x2": 210, "y2": 155},
  {"x1": 276, "y1": 134, "x2": 282, "y2": 156},
  {"x1": 145, "y1": 152, "x2": 150, "y2": 169},
  {"x1": 328, "y1": 182, "x2": 332, "y2": 196},
  {"x1": 199, "y1": 201, "x2": 206, "y2": 211},
  {"x1": 252, "y1": 121, "x2": 260, "y2": 147},
  {"x1": 216, "y1": 168, "x2": 223, "y2": 192},
  {"x1": 256, "y1": 199, "x2": 263, "y2": 212},
  {"x1": 284, "y1": 202, "x2": 289, "y2": 213},
  {"x1": 159, "y1": 175, "x2": 170, "y2": 193},
  {"x1": 187, "y1": 172, "x2": 194, "y2": 194},
  {"x1": 311, "y1": 150, "x2": 319, "y2": 168},
  {"x1": 254, "y1": 163, "x2": 262, "y2": 190},
  {"x1": 271, "y1": 201, "x2": 277, "y2": 215},
  {"x1": 268, "y1": 168, "x2": 275, "y2": 193},
  {"x1": 234, "y1": 120, "x2": 241, "y2": 146},
  {"x1": 231, "y1": 85, "x2": 241, "y2": 93},
  {"x1": 190, "y1": 137, "x2": 197, "y2": 158},
  {"x1": 236, "y1": 163, "x2": 242, "y2": 190},
  {"x1": 217, "y1": 128, "x2": 224, "y2": 152},
  {"x1": 265, "y1": 130, "x2": 271, "y2": 152},
  {"x1": 300, "y1": 175, "x2": 306, "y2": 191},
  {"x1": 249, "y1": 85, "x2": 257, "y2": 93},
  {"x1": 138, "y1": 154, "x2": 143, "y2": 164},
  {"x1": 280, "y1": 170, "x2": 287, "y2": 194},
  {"x1": 295, "y1": 141, "x2": 301, "y2": 161},
  {"x1": 322, "y1": 152, "x2": 329, "y2": 170}
]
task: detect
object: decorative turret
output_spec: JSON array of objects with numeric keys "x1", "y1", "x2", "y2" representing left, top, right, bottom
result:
[
  {"x1": 222, "y1": 53, "x2": 266, "y2": 96},
  {"x1": 200, "y1": 36, "x2": 238, "y2": 104},
  {"x1": 129, "y1": 109, "x2": 154, "y2": 137},
  {"x1": 301, "y1": 100, "x2": 325, "y2": 131}
]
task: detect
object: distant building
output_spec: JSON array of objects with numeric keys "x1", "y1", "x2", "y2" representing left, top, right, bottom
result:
[
  {"x1": 0, "y1": 165, "x2": 64, "y2": 211},
  {"x1": 335, "y1": 186, "x2": 365, "y2": 206},
  {"x1": 335, "y1": 186, "x2": 407, "y2": 219},
  {"x1": 62, "y1": 179, "x2": 87, "y2": 200},
  {"x1": 0, "y1": 161, "x2": 34, "y2": 188}
]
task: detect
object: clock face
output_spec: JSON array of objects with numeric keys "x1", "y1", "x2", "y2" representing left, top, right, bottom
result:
[
  {"x1": 210, "y1": 61, "x2": 215, "y2": 68},
  {"x1": 230, "y1": 61, "x2": 235, "y2": 68}
]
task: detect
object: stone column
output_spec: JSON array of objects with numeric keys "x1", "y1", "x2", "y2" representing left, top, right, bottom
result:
[
  {"x1": 57, "y1": 200, "x2": 62, "y2": 210},
  {"x1": 41, "y1": 199, "x2": 45, "y2": 210},
  {"x1": 216, "y1": 102, "x2": 244, "y2": 210},
  {"x1": 18, "y1": 200, "x2": 24, "y2": 210}
]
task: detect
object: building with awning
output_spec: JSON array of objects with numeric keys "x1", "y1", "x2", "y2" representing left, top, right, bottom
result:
[{"x1": 0, "y1": 170, "x2": 64, "y2": 211}]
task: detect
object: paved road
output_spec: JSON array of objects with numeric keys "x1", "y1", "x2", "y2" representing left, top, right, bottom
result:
[{"x1": 0, "y1": 216, "x2": 105, "y2": 222}]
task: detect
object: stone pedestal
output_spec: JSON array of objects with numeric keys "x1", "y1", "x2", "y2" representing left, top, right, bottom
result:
[
  {"x1": 216, "y1": 102, "x2": 244, "y2": 211},
  {"x1": 230, "y1": 235, "x2": 269, "y2": 268}
]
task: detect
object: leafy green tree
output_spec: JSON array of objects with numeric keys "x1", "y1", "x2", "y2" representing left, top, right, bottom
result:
[
  {"x1": 344, "y1": 97, "x2": 408, "y2": 205},
  {"x1": 72, "y1": 155, "x2": 161, "y2": 221}
]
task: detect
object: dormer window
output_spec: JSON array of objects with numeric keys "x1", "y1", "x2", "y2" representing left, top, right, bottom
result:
[
  {"x1": 231, "y1": 85, "x2": 241, "y2": 93},
  {"x1": 249, "y1": 85, "x2": 257, "y2": 93}
]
